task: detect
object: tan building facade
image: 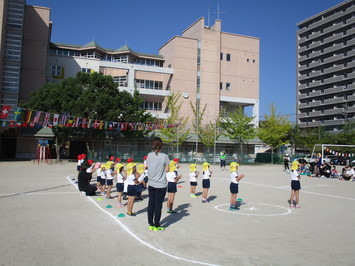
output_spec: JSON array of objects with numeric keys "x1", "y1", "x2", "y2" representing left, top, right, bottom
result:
[{"x1": 160, "y1": 18, "x2": 259, "y2": 127}]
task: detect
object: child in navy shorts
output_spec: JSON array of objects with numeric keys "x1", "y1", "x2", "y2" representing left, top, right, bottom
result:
[
  {"x1": 229, "y1": 162, "x2": 245, "y2": 210},
  {"x1": 202, "y1": 162, "x2": 212, "y2": 203},
  {"x1": 289, "y1": 159, "x2": 304, "y2": 208},
  {"x1": 115, "y1": 163, "x2": 125, "y2": 207},
  {"x1": 189, "y1": 164, "x2": 199, "y2": 198},
  {"x1": 166, "y1": 160, "x2": 182, "y2": 213}
]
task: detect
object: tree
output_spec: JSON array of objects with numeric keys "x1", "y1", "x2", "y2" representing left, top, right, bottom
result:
[
  {"x1": 220, "y1": 106, "x2": 257, "y2": 156},
  {"x1": 258, "y1": 104, "x2": 292, "y2": 164},
  {"x1": 22, "y1": 72, "x2": 152, "y2": 160},
  {"x1": 160, "y1": 92, "x2": 190, "y2": 154},
  {"x1": 190, "y1": 101, "x2": 207, "y2": 153}
]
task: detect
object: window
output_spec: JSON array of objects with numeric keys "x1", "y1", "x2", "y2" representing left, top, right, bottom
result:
[
  {"x1": 51, "y1": 65, "x2": 62, "y2": 77},
  {"x1": 220, "y1": 82, "x2": 223, "y2": 90},
  {"x1": 143, "y1": 102, "x2": 162, "y2": 111},
  {"x1": 220, "y1": 53, "x2": 223, "y2": 60},
  {"x1": 226, "y1": 53, "x2": 231, "y2": 61},
  {"x1": 81, "y1": 68, "x2": 91, "y2": 73},
  {"x1": 226, "y1": 83, "x2": 231, "y2": 91}
]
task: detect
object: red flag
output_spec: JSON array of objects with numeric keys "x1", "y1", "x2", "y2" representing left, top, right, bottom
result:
[{"x1": 0, "y1": 105, "x2": 11, "y2": 119}]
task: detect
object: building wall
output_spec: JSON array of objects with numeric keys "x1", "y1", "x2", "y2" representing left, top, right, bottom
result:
[
  {"x1": 20, "y1": 5, "x2": 51, "y2": 102},
  {"x1": 297, "y1": 0, "x2": 355, "y2": 131},
  {"x1": 160, "y1": 17, "x2": 259, "y2": 127}
]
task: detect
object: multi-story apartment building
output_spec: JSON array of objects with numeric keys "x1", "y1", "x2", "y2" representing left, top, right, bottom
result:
[
  {"x1": 0, "y1": 0, "x2": 50, "y2": 108},
  {"x1": 297, "y1": 0, "x2": 355, "y2": 131},
  {"x1": 0, "y1": 0, "x2": 51, "y2": 158}
]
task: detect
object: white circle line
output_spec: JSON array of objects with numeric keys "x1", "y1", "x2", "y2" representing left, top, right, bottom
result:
[
  {"x1": 215, "y1": 203, "x2": 292, "y2": 217},
  {"x1": 66, "y1": 176, "x2": 218, "y2": 266},
  {"x1": 214, "y1": 177, "x2": 355, "y2": 201}
]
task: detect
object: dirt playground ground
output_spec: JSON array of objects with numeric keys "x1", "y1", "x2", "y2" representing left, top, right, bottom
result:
[{"x1": 0, "y1": 161, "x2": 354, "y2": 265}]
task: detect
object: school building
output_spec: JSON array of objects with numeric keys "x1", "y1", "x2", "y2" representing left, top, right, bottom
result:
[{"x1": 0, "y1": 0, "x2": 260, "y2": 160}]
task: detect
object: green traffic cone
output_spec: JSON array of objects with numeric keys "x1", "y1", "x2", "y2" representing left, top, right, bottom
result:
[
  {"x1": 237, "y1": 198, "x2": 243, "y2": 202},
  {"x1": 118, "y1": 213, "x2": 125, "y2": 217},
  {"x1": 106, "y1": 205, "x2": 112, "y2": 208},
  {"x1": 96, "y1": 197, "x2": 103, "y2": 201}
]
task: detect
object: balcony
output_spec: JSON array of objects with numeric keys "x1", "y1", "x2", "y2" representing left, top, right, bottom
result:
[
  {"x1": 324, "y1": 108, "x2": 343, "y2": 116},
  {"x1": 323, "y1": 65, "x2": 343, "y2": 75},
  {"x1": 324, "y1": 97, "x2": 344, "y2": 105},
  {"x1": 323, "y1": 119, "x2": 345, "y2": 126},
  {"x1": 323, "y1": 87, "x2": 341, "y2": 95}
]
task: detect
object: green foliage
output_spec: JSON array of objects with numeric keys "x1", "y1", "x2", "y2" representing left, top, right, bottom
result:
[
  {"x1": 160, "y1": 92, "x2": 190, "y2": 150},
  {"x1": 22, "y1": 72, "x2": 153, "y2": 158},
  {"x1": 221, "y1": 107, "x2": 257, "y2": 144},
  {"x1": 258, "y1": 104, "x2": 292, "y2": 151}
]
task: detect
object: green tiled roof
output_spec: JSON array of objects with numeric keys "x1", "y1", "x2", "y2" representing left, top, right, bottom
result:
[{"x1": 50, "y1": 41, "x2": 163, "y2": 58}]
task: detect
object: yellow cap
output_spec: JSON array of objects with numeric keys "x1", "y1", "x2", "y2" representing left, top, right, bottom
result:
[
  {"x1": 291, "y1": 160, "x2": 299, "y2": 170},
  {"x1": 100, "y1": 164, "x2": 107, "y2": 169},
  {"x1": 169, "y1": 160, "x2": 177, "y2": 172},
  {"x1": 137, "y1": 164, "x2": 145, "y2": 174},
  {"x1": 126, "y1": 163, "x2": 136, "y2": 175},
  {"x1": 115, "y1": 163, "x2": 124, "y2": 171},
  {"x1": 230, "y1": 162, "x2": 239, "y2": 172},
  {"x1": 202, "y1": 162, "x2": 210, "y2": 171},
  {"x1": 190, "y1": 164, "x2": 197, "y2": 172}
]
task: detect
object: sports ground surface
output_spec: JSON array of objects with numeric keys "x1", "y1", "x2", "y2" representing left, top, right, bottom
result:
[{"x1": 0, "y1": 161, "x2": 354, "y2": 265}]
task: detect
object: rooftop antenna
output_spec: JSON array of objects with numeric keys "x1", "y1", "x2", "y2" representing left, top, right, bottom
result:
[
  {"x1": 213, "y1": 0, "x2": 225, "y2": 20},
  {"x1": 207, "y1": 4, "x2": 211, "y2": 27}
]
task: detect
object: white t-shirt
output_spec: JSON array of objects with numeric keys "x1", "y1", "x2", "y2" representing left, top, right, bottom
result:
[
  {"x1": 189, "y1": 172, "x2": 197, "y2": 182},
  {"x1": 127, "y1": 174, "x2": 136, "y2": 185},
  {"x1": 96, "y1": 168, "x2": 101, "y2": 177},
  {"x1": 290, "y1": 170, "x2": 299, "y2": 181},
  {"x1": 230, "y1": 172, "x2": 239, "y2": 184},
  {"x1": 203, "y1": 170, "x2": 211, "y2": 180},
  {"x1": 106, "y1": 169, "x2": 114, "y2": 180},
  {"x1": 138, "y1": 173, "x2": 145, "y2": 183},
  {"x1": 86, "y1": 166, "x2": 94, "y2": 174},
  {"x1": 100, "y1": 169, "x2": 106, "y2": 179},
  {"x1": 116, "y1": 171, "x2": 124, "y2": 183},
  {"x1": 346, "y1": 168, "x2": 355, "y2": 177},
  {"x1": 166, "y1": 172, "x2": 176, "y2": 182}
]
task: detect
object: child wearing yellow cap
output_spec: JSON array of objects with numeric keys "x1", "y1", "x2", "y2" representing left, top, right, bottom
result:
[
  {"x1": 105, "y1": 162, "x2": 115, "y2": 199},
  {"x1": 229, "y1": 162, "x2": 245, "y2": 210},
  {"x1": 166, "y1": 160, "x2": 182, "y2": 213},
  {"x1": 289, "y1": 159, "x2": 305, "y2": 208},
  {"x1": 136, "y1": 164, "x2": 146, "y2": 201},
  {"x1": 126, "y1": 162, "x2": 138, "y2": 216},
  {"x1": 189, "y1": 164, "x2": 199, "y2": 198},
  {"x1": 114, "y1": 163, "x2": 125, "y2": 207},
  {"x1": 99, "y1": 164, "x2": 107, "y2": 194},
  {"x1": 202, "y1": 162, "x2": 212, "y2": 203}
]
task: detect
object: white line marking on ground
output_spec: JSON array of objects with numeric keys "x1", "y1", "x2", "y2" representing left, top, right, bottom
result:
[
  {"x1": 215, "y1": 177, "x2": 355, "y2": 201},
  {"x1": 67, "y1": 176, "x2": 218, "y2": 266},
  {"x1": 215, "y1": 203, "x2": 292, "y2": 217}
]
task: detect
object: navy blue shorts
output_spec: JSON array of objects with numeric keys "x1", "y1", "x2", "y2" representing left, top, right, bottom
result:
[
  {"x1": 116, "y1": 183, "x2": 124, "y2": 192},
  {"x1": 144, "y1": 177, "x2": 148, "y2": 183},
  {"x1": 106, "y1": 179, "x2": 113, "y2": 186},
  {"x1": 96, "y1": 176, "x2": 101, "y2": 183},
  {"x1": 202, "y1": 179, "x2": 210, "y2": 188},
  {"x1": 167, "y1": 182, "x2": 177, "y2": 193},
  {"x1": 190, "y1": 181, "x2": 197, "y2": 186},
  {"x1": 127, "y1": 185, "x2": 137, "y2": 196},
  {"x1": 291, "y1": 180, "x2": 301, "y2": 191},
  {"x1": 230, "y1": 183, "x2": 239, "y2": 194},
  {"x1": 100, "y1": 179, "x2": 106, "y2": 186}
]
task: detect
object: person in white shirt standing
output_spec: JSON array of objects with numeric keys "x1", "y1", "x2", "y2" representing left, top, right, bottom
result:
[
  {"x1": 229, "y1": 162, "x2": 245, "y2": 210},
  {"x1": 202, "y1": 162, "x2": 212, "y2": 203}
]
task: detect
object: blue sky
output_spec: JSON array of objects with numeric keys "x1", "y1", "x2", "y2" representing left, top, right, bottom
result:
[{"x1": 28, "y1": 0, "x2": 344, "y2": 122}]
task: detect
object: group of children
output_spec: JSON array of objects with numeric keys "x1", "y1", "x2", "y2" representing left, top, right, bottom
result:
[{"x1": 77, "y1": 154, "x2": 248, "y2": 214}]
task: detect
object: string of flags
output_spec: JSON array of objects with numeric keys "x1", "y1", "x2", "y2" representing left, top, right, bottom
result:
[
  {"x1": 325, "y1": 147, "x2": 355, "y2": 158},
  {"x1": 0, "y1": 105, "x2": 177, "y2": 131}
]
